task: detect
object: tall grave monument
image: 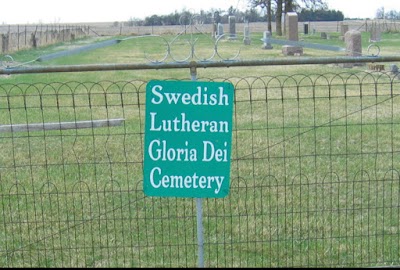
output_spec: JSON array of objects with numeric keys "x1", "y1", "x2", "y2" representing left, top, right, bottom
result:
[
  {"x1": 282, "y1": 12, "x2": 303, "y2": 56},
  {"x1": 343, "y1": 30, "x2": 363, "y2": 68},
  {"x1": 228, "y1": 16, "x2": 237, "y2": 40},
  {"x1": 212, "y1": 11, "x2": 221, "y2": 39}
]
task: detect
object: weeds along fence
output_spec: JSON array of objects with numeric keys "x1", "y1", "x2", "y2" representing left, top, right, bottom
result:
[
  {"x1": 0, "y1": 24, "x2": 90, "y2": 53},
  {"x1": 1, "y1": 57, "x2": 400, "y2": 267}
]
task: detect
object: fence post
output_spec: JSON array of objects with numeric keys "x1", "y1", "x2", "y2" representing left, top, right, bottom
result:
[{"x1": 17, "y1": 25, "x2": 20, "y2": 50}]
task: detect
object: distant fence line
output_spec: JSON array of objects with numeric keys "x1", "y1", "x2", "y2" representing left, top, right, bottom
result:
[
  {"x1": 74, "y1": 19, "x2": 400, "y2": 36},
  {"x1": 0, "y1": 25, "x2": 90, "y2": 53},
  {"x1": 1, "y1": 19, "x2": 399, "y2": 54}
]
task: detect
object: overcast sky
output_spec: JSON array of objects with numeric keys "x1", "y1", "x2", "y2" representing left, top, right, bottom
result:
[{"x1": 1, "y1": 0, "x2": 399, "y2": 24}]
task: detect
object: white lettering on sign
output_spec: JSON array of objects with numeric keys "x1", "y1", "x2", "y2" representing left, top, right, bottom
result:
[
  {"x1": 150, "y1": 112, "x2": 229, "y2": 133},
  {"x1": 151, "y1": 85, "x2": 229, "y2": 106},
  {"x1": 148, "y1": 139, "x2": 197, "y2": 162},
  {"x1": 149, "y1": 166, "x2": 225, "y2": 194},
  {"x1": 144, "y1": 81, "x2": 234, "y2": 198},
  {"x1": 202, "y1": 141, "x2": 228, "y2": 162}
]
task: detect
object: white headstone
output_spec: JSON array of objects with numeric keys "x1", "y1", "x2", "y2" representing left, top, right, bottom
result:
[
  {"x1": 262, "y1": 31, "x2": 273, "y2": 49},
  {"x1": 243, "y1": 25, "x2": 251, "y2": 45}
]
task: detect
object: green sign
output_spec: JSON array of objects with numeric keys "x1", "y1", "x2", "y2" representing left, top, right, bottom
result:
[{"x1": 143, "y1": 80, "x2": 234, "y2": 198}]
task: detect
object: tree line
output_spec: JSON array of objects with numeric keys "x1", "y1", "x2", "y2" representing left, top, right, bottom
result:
[
  {"x1": 126, "y1": 0, "x2": 344, "y2": 36},
  {"x1": 376, "y1": 7, "x2": 400, "y2": 20},
  {"x1": 249, "y1": 0, "x2": 342, "y2": 35}
]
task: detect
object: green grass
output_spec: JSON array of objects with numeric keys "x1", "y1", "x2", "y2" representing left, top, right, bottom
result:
[{"x1": 1, "y1": 29, "x2": 400, "y2": 267}]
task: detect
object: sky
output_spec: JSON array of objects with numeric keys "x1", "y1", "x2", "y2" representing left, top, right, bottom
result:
[{"x1": 1, "y1": 0, "x2": 399, "y2": 25}]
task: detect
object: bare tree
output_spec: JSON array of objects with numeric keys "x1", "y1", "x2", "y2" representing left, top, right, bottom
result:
[
  {"x1": 251, "y1": 0, "x2": 326, "y2": 35},
  {"x1": 251, "y1": 0, "x2": 273, "y2": 33},
  {"x1": 275, "y1": 0, "x2": 283, "y2": 35},
  {"x1": 266, "y1": 0, "x2": 272, "y2": 32},
  {"x1": 375, "y1": 7, "x2": 385, "y2": 19},
  {"x1": 285, "y1": 0, "x2": 294, "y2": 12}
]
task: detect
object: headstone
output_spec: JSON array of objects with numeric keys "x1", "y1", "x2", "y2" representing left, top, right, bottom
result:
[
  {"x1": 228, "y1": 16, "x2": 237, "y2": 40},
  {"x1": 389, "y1": 64, "x2": 400, "y2": 80},
  {"x1": 262, "y1": 31, "x2": 273, "y2": 50},
  {"x1": 343, "y1": 30, "x2": 363, "y2": 67},
  {"x1": 339, "y1": 23, "x2": 348, "y2": 41},
  {"x1": 217, "y1": 23, "x2": 224, "y2": 38},
  {"x1": 212, "y1": 23, "x2": 217, "y2": 38},
  {"x1": 1, "y1": 34, "x2": 9, "y2": 53},
  {"x1": 283, "y1": 12, "x2": 303, "y2": 56},
  {"x1": 390, "y1": 64, "x2": 399, "y2": 74},
  {"x1": 282, "y1": 45, "x2": 303, "y2": 56},
  {"x1": 243, "y1": 25, "x2": 251, "y2": 45},
  {"x1": 370, "y1": 21, "x2": 382, "y2": 42},
  {"x1": 304, "y1": 23, "x2": 309, "y2": 35},
  {"x1": 345, "y1": 30, "x2": 362, "y2": 57},
  {"x1": 286, "y1": 12, "x2": 299, "y2": 41}
]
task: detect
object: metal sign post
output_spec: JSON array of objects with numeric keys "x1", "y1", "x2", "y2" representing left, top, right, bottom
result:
[
  {"x1": 196, "y1": 198, "x2": 204, "y2": 268},
  {"x1": 192, "y1": 66, "x2": 204, "y2": 268}
]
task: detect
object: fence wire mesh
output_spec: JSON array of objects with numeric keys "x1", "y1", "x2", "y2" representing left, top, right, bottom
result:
[{"x1": 1, "y1": 71, "x2": 400, "y2": 267}]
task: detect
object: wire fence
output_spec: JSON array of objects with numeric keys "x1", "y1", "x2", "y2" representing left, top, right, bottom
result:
[
  {"x1": 1, "y1": 68, "x2": 400, "y2": 267},
  {"x1": 0, "y1": 24, "x2": 89, "y2": 53}
]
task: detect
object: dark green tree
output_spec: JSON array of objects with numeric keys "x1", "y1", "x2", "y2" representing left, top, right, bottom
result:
[
  {"x1": 144, "y1": 15, "x2": 163, "y2": 26},
  {"x1": 298, "y1": 8, "x2": 344, "y2": 21},
  {"x1": 244, "y1": 8, "x2": 263, "y2": 22}
]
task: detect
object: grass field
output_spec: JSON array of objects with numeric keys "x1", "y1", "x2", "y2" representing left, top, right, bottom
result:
[{"x1": 1, "y1": 28, "x2": 400, "y2": 267}]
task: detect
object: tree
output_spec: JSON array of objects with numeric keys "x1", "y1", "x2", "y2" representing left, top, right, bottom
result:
[
  {"x1": 250, "y1": 0, "x2": 283, "y2": 35},
  {"x1": 250, "y1": 0, "x2": 326, "y2": 35},
  {"x1": 300, "y1": 0, "x2": 326, "y2": 9},
  {"x1": 285, "y1": 0, "x2": 294, "y2": 13},
  {"x1": 298, "y1": 8, "x2": 344, "y2": 21},
  {"x1": 276, "y1": 0, "x2": 283, "y2": 35},
  {"x1": 386, "y1": 10, "x2": 400, "y2": 20},
  {"x1": 144, "y1": 15, "x2": 163, "y2": 26},
  {"x1": 375, "y1": 7, "x2": 385, "y2": 19},
  {"x1": 228, "y1": 6, "x2": 237, "y2": 16},
  {"x1": 266, "y1": 0, "x2": 272, "y2": 32},
  {"x1": 251, "y1": 0, "x2": 273, "y2": 32},
  {"x1": 244, "y1": 8, "x2": 263, "y2": 22}
]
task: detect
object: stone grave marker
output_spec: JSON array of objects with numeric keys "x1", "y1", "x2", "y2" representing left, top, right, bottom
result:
[
  {"x1": 217, "y1": 23, "x2": 224, "y2": 38},
  {"x1": 282, "y1": 12, "x2": 303, "y2": 56},
  {"x1": 339, "y1": 23, "x2": 349, "y2": 41},
  {"x1": 228, "y1": 16, "x2": 237, "y2": 40},
  {"x1": 370, "y1": 22, "x2": 382, "y2": 42},
  {"x1": 243, "y1": 25, "x2": 251, "y2": 45},
  {"x1": 343, "y1": 30, "x2": 363, "y2": 67},
  {"x1": 262, "y1": 31, "x2": 273, "y2": 50}
]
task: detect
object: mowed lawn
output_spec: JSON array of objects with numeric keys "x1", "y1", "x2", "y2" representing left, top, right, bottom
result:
[{"x1": 1, "y1": 28, "x2": 400, "y2": 267}]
